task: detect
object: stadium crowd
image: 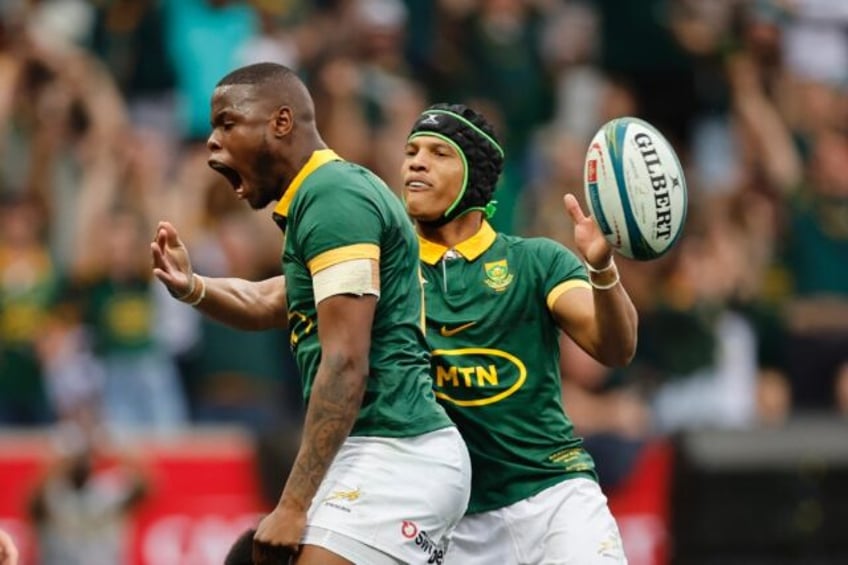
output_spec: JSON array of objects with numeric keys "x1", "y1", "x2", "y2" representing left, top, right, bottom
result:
[{"x1": 1, "y1": 0, "x2": 847, "y2": 502}]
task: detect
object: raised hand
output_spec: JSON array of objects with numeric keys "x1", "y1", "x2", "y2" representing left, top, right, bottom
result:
[
  {"x1": 150, "y1": 221, "x2": 194, "y2": 298},
  {"x1": 563, "y1": 193, "x2": 614, "y2": 270}
]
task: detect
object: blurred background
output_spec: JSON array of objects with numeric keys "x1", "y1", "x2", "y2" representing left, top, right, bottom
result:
[{"x1": 0, "y1": 0, "x2": 847, "y2": 563}]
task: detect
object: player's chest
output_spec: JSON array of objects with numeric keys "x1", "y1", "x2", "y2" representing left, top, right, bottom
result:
[{"x1": 422, "y1": 256, "x2": 540, "y2": 340}]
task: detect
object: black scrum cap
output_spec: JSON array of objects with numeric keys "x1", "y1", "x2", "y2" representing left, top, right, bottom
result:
[{"x1": 407, "y1": 103, "x2": 505, "y2": 225}]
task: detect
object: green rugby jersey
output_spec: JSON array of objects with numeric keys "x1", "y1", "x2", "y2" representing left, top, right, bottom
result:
[
  {"x1": 420, "y1": 221, "x2": 597, "y2": 513},
  {"x1": 273, "y1": 149, "x2": 453, "y2": 438}
]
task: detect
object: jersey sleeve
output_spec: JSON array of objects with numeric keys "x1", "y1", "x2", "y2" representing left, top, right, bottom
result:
[
  {"x1": 293, "y1": 180, "x2": 383, "y2": 276},
  {"x1": 528, "y1": 238, "x2": 590, "y2": 311}
]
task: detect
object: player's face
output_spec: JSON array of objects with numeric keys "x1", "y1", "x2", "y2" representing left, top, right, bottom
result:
[
  {"x1": 207, "y1": 85, "x2": 282, "y2": 210},
  {"x1": 402, "y1": 136, "x2": 465, "y2": 221}
]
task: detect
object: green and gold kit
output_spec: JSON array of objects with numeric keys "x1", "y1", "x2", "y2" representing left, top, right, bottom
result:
[
  {"x1": 420, "y1": 221, "x2": 597, "y2": 513},
  {"x1": 273, "y1": 149, "x2": 453, "y2": 438}
]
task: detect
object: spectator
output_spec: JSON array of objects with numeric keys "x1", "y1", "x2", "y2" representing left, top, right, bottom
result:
[
  {"x1": 0, "y1": 195, "x2": 57, "y2": 425},
  {"x1": 28, "y1": 426, "x2": 150, "y2": 565},
  {"x1": 163, "y1": 0, "x2": 259, "y2": 143},
  {"x1": 63, "y1": 207, "x2": 188, "y2": 435}
]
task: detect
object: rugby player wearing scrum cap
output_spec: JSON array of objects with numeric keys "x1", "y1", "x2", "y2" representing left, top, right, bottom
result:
[{"x1": 403, "y1": 103, "x2": 637, "y2": 564}]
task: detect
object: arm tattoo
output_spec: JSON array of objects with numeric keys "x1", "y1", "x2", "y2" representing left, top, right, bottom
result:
[{"x1": 279, "y1": 353, "x2": 367, "y2": 510}]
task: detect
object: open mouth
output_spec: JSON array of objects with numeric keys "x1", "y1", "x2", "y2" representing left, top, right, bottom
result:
[{"x1": 208, "y1": 160, "x2": 243, "y2": 192}]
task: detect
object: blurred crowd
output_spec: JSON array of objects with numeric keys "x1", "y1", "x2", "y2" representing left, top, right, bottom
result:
[{"x1": 1, "y1": 0, "x2": 847, "y2": 492}]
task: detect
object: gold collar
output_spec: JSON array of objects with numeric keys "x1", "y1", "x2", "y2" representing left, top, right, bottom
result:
[
  {"x1": 272, "y1": 149, "x2": 342, "y2": 219},
  {"x1": 419, "y1": 221, "x2": 497, "y2": 265}
]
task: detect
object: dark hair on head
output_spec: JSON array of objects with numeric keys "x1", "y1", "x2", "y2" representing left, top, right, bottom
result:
[
  {"x1": 217, "y1": 62, "x2": 298, "y2": 88},
  {"x1": 224, "y1": 528, "x2": 255, "y2": 565}
]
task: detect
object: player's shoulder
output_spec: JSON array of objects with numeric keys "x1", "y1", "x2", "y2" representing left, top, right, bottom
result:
[
  {"x1": 300, "y1": 161, "x2": 390, "y2": 204},
  {"x1": 302, "y1": 160, "x2": 371, "y2": 192}
]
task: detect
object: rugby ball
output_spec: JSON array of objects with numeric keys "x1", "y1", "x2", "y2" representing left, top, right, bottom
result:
[{"x1": 584, "y1": 117, "x2": 687, "y2": 261}]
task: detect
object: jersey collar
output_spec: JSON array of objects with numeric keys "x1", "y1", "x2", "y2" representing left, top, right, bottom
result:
[
  {"x1": 272, "y1": 149, "x2": 342, "y2": 229},
  {"x1": 419, "y1": 221, "x2": 497, "y2": 265}
]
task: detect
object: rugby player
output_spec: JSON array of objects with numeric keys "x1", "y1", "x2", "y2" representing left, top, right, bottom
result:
[
  {"x1": 151, "y1": 64, "x2": 471, "y2": 565},
  {"x1": 402, "y1": 103, "x2": 637, "y2": 564}
]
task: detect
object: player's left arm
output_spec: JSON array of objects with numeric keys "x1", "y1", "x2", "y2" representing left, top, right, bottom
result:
[
  {"x1": 254, "y1": 180, "x2": 383, "y2": 556},
  {"x1": 550, "y1": 194, "x2": 638, "y2": 367},
  {"x1": 277, "y1": 290, "x2": 375, "y2": 511},
  {"x1": 551, "y1": 284, "x2": 637, "y2": 367}
]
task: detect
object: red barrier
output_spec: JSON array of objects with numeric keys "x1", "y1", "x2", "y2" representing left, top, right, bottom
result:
[
  {"x1": 0, "y1": 429, "x2": 266, "y2": 565},
  {"x1": 606, "y1": 440, "x2": 673, "y2": 565},
  {"x1": 1, "y1": 431, "x2": 673, "y2": 565}
]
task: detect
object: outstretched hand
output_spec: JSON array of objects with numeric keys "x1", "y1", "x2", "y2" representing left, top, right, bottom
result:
[
  {"x1": 563, "y1": 194, "x2": 613, "y2": 269},
  {"x1": 150, "y1": 221, "x2": 194, "y2": 297}
]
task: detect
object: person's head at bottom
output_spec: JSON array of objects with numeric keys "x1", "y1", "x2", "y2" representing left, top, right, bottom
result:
[
  {"x1": 225, "y1": 529, "x2": 293, "y2": 565},
  {"x1": 402, "y1": 102, "x2": 505, "y2": 229}
]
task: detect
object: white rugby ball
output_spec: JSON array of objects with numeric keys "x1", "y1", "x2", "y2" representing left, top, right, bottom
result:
[{"x1": 583, "y1": 117, "x2": 687, "y2": 261}]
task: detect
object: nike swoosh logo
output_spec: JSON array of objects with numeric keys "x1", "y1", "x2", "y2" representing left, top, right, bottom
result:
[{"x1": 440, "y1": 322, "x2": 476, "y2": 337}]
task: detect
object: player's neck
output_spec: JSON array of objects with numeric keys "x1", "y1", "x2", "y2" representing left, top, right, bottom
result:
[
  {"x1": 418, "y1": 212, "x2": 483, "y2": 249},
  {"x1": 289, "y1": 134, "x2": 328, "y2": 172}
]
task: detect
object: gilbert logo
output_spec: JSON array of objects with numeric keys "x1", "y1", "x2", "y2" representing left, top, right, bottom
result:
[{"x1": 439, "y1": 322, "x2": 476, "y2": 337}]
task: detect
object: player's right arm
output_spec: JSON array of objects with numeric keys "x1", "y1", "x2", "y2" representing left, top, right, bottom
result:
[{"x1": 151, "y1": 221, "x2": 287, "y2": 330}]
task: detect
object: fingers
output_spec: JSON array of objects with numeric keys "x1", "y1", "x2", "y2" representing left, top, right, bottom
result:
[
  {"x1": 151, "y1": 244, "x2": 177, "y2": 288},
  {"x1": 563, "y1": 193, "x2": 587, "y2": 223},
  {"x1": 150, "y1": 242, "x2": 171, "y2": 272},
  {"x1": 156, "y1": 221, "x2": 181, "y2": 248}
]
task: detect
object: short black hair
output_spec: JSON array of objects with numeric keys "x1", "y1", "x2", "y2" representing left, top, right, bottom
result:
[
  {"x1": 216, "y1": 62, "x2": 297, "y2": 88},
  {"x1": 224, "y1": 528, "x2": 255, "y2": 565},
  {"x1": 224, "y1": 528, "x2": 294, "y2": 565}
]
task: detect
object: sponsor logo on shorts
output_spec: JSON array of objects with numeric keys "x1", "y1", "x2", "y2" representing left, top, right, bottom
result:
[
  {"x1": 401, "y1": 520, "x2": 418, "y2": 539},
  {"x1": 322, "y1": 487, "x2": 360, "y2": 513},
  {"x1": 597, "y1": 533, "x2": 623, "y2": 559},
  {"x1": 400, "y1": 521, "x2": 445, "y2": 564}
]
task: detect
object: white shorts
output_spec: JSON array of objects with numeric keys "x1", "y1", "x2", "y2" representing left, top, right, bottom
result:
[
  {"x1": 302, "y1": 426, "x2": 471, "y2": 564},
  {"x1": 445, "y1": 478, "x2": 627, "y2": 565}
]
